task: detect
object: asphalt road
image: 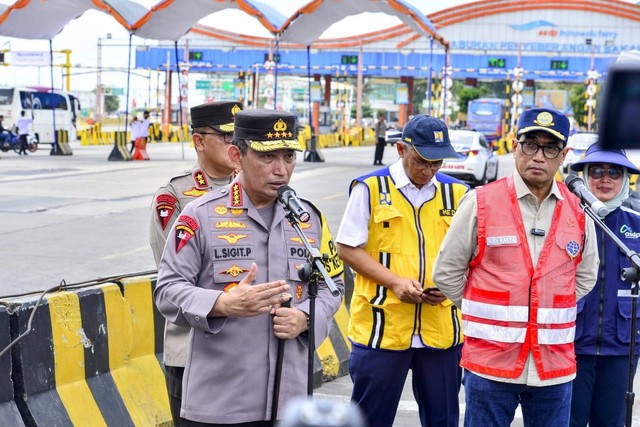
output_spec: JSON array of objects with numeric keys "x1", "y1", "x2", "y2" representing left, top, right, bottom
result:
[{"x1": 2, "y1": 141, "x2": 639, "y2": 426}]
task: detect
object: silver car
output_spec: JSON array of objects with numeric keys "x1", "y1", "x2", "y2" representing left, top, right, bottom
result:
[
  {"x1": 561, "y1": 133, "x2": 599, "y2": 174},
  {"x1": 441, "y1": 129, "x2": 500, "y2": 186}
]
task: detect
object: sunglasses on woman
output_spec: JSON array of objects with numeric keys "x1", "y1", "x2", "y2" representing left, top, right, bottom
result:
[{"x1": 587, "y1": 166, "x2": 623, "y2": 180}]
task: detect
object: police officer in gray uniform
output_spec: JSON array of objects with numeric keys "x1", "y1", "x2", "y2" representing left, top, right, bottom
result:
[
  {"x1": 154, "y1": 109, "x2": 344, "y2": 426},
  {"x1": 150, "y1": 100, "x2": 242, "y2": 425}
]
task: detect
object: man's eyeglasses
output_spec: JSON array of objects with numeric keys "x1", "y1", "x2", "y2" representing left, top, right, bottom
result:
[
  {"x1": 588, "y1": 166, "x2": 623, "y2": 180},
  {"x1": 422, "y1": 160, "x2": 444, "y2": 169},
  {"x1": 406, "y1": 144, "x2": 444, "y2": 169},
  {"x1": 197, "y1": 131, "x2": 234, "y2": 144},
  {"x1": 518, "y1": 140, "x2": 563, "y2": 159}
]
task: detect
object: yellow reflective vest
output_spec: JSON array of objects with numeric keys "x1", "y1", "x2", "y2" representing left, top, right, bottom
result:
[{"x1": 348, "y1": 171, "x2": 469, "y2": 350}]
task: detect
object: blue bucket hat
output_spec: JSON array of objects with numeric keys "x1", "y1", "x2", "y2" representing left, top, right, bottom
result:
[
  {"x1": 517, "y1": 108, "x2": 570, "y2": 145},
  {"x1": 570, "y1": 144, "x2": 640, "y2": 174},
  {"x1": 401, "y1": 115, "x2": 459, "y2": 160}
]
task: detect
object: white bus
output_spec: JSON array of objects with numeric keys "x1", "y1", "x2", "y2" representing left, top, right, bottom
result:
[{"x1": 0, "y1": 86, "x2": 80, "y2": 144}]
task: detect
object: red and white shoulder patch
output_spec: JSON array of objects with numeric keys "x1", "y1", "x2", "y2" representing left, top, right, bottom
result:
[
  {"x1": 174, "y1": 214, "x2": 199, "y2": 253},
  {"x1": 156, "y1": 194, "x2": 178, "y2": 230}
]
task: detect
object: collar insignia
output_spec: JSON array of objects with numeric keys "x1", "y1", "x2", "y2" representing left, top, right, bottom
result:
[
  {"x1": 231, "y1": 183, "x2": 243, "y2": 207},
  {"x1": 193, "y1": 170, "x2": 209, "y2": 190}
]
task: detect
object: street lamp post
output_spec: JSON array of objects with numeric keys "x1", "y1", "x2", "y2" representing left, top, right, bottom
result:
[{"x1": 96, "y1": 38, "x2": 102, "y2": 122}]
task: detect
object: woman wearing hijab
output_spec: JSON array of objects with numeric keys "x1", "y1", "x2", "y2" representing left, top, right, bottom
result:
[{"x1": 569, "y1": 144, "x2": 640, "y2": 427}]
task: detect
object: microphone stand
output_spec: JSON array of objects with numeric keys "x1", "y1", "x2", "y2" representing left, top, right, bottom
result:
[
  {"x1": 282, "y1": 209, "x2": 340, "y2": 396},
  {"x1": 580, "y1": 202, "x2": 640, "y2": 427},
  {"x1": 272, "y1": 299, "x2": 291, "y2": 422}
]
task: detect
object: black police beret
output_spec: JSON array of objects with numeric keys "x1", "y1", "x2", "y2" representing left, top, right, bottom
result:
[
  {"x1": 234, "y1": 109, "x2": 302, "y2": 152},
  {"x1": 190, "y1": 101, "x2": 243, "y2": 133}
]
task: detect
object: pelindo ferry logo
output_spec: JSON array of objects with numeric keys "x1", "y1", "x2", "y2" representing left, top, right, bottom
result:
[
  {"x1": 510, "y1": 20, "x2": 558, "y2": 37},
  {"x1": 620, "y1": 224, "x2": 640, "y2": 239},
  {"x1": 510, "y1": 21, "x2": 557, "y2": 31}
]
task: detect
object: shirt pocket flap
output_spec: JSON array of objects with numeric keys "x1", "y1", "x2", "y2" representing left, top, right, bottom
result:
[{"x1": 372, "y1": 204, "x2": 402, "y2": 224}]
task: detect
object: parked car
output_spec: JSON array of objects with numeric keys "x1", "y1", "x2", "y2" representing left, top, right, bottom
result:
[
  {"x1": 624, "y1": 149, "x2": 640, "y2": 193},
  {"x1": 440, "y1": 129, "x2": 500, "y2": 186},
  {"x1": 384, "y1": 122, "x2": 402, "y2": 145},
  {"x1": 562, "y1": 133, "x2": 599, "y2": 174}
]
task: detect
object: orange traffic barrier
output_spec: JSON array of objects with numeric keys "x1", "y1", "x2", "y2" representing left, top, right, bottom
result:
[{"x1": 132, "y1": 137, "x2": 150, "y2": 160}]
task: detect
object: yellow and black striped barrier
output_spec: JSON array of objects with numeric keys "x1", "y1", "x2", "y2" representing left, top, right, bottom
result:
[
  {"x1": 0, "y1": 306, "x2": 22, "y2": 425},
  {"x1": 108, "y1": 131, "x2": 132, "y2": 161},
  {"x1": 314, "y1": 301, "x2": 350, "y2": 386},
  {"x1": 0, "y1": 271, "x2": 352, "y2": 425},
  {"x1": 8, "y1": 284, "x2": 172, "y2": 426},
  {"x1": 50, "y1": 130, "x2": 73, "y2": 156}
]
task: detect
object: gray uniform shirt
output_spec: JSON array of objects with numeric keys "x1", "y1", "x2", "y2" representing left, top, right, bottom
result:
[
  {"x1": 433, "y1": 171, "x2": 599, "y2": 386},
  {"x1": 154, "y1": 179, "x2": 344, "y2": 423},
  {"x1": 149, "y1": 160, "x2": 231, "y2": 367}
]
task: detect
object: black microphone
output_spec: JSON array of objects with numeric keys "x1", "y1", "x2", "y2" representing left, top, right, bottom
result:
[
  {"x1": 564, "y1": 174, "x2": 609, "y2": 217},
  {"x1": 277, "y1": 185, "x2": 311, "y2": 223}
]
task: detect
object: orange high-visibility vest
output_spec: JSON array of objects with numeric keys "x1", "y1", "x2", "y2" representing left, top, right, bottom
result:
[{"x1": 461, "y1": 176, "x2": 585, "y2": 380}]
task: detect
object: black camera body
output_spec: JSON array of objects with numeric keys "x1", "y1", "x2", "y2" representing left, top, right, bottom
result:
[{"x1": 598, "y1": 53, "x2": 640, "y2": 150}]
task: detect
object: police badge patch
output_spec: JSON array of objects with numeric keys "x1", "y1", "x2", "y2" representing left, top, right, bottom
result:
[
  {"x1": 156, "y1": 194, "x2": 177, "y2": 230},
  {"x1": 175, "y1": 215, "x2": 199, "y2": 253},
  {"x1": 566, "y1": 240, "x2": 581, "y2": 259}
]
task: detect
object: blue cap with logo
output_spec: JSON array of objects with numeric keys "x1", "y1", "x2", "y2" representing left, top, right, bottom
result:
[
  {"x1": 401, "y1": 115, "x2": 459, "y2": 160},
  {"x1": 517, "y1": 108, "x2": 570, "y2": 145}
]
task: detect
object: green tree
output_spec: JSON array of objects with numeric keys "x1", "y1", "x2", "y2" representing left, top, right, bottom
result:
[
  {"x1": 455, "y1": 84, "x2": 490, "y2": 115},
  {"x1": 351, "y1": 103, "x2": 373, "y2": 121},
  {"x1": 569, "y1": 84, "x2": 588, "y2": 130},
  {"x1": 104, "y1": 95, "x2": 119, "y2": 113}
]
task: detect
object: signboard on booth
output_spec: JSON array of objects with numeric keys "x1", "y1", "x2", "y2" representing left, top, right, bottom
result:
[
  {"x1": 395, "y1": 83, "x2": 409, "y2": 105},
  {"x1": 310, "y1": 82, "x2": 322, "y2": 102}
]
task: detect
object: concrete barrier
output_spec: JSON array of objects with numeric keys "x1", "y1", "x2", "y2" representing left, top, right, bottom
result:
[
  {"x1": 314, "y1": 301, "x2": 351, "y2": 386},
  {"x1": 0, "y1": 272, "x2": 351, "y2": 424},
  {"x1": 0, "y1": 306, "x2": 24, "y2": 426},
  {"x1": 108, "y1": 131, "x2": 132, "y2": 161},
  {"x1": 6, "y1": 284, "x2": 172, "y2": 426},
  {"x1": 50, "y1": 130, "x2": 73, "y2": 156}
]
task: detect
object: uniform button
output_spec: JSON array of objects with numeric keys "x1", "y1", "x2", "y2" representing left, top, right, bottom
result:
[
  {"x1": 221, "y1": 188, "x2": 228, "y2": 194},
  {"x1": 195, "y1": 316, "x2": 200, "y2": 321},
  {"x1": 536, "y1": 239, "x2": 542, "y2": 246}
]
